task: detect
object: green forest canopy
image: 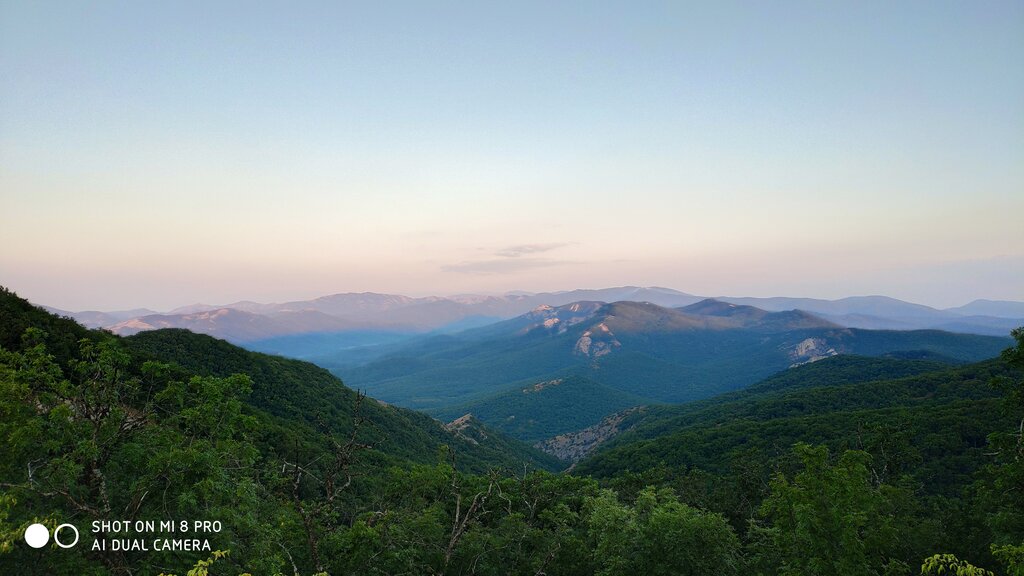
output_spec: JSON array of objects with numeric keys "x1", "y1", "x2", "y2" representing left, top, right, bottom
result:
[{"x1": 0, "y1": 287, "x2": 1021, "y2": 575}]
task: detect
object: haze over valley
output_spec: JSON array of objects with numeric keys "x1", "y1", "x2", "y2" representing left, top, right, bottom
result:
[
  {"x1": 38, "y1": 286, "x2": 1020, "y2": 462},
  {"x1": 45, "y1": 286, "x2": 1024, "y2": 343}
]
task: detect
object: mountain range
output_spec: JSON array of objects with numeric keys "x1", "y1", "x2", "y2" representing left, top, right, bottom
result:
[
  {"x1": 717, "y1": 295, "x2": 1024, "y2": 335},
  {"x1": 3, "y1": 288, "x2": 558, "y2": 475},
  {"x1": 7, "y1": 283, "x2": 1022, "y2": 574},
  {"x1": 28, "y1": 287, "x2": 1016, "y2": 470},
  {"x1": 325, "y1": 298, "x2": 1009, "y2": 452},
  {"x1": 573, "y1": 353, "x2": 1018, "y2": 485},
  {"x1": 43, "y1": 287, "x2": 1024, "y2": 344}
]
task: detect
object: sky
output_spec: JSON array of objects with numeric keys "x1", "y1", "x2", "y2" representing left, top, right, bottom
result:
[{"x1": 1, "y1": 1, "x2": 1022, "y2": 311}]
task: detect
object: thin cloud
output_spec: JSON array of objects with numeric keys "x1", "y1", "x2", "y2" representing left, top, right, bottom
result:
[
  {"x1": 494, "y1": 243, "x2": 569, "y2": 258},
  {"x1": 442, "y1": 258, "x2": 572, "y2": 275}
]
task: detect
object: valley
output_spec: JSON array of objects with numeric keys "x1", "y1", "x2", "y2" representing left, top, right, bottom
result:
[{"x1": 4, "y1": 286, "x2": 1022, "y2": 574}]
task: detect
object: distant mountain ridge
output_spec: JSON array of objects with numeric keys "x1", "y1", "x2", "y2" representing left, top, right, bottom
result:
[
  {"x1": 42, "y1": 306, "x2": 159, "y2": 329},
  {"x1": 1, "y1": 287, "x2": 562, "y2": 475},
  {"x1": 41, "y1": 287, "x2": 1023, "y2": 343},
  {"x1": 716, "y1": 295, "x2": 1022, "y2": 336},
  {"x1": 573, "y1": 355, "x2": 1020, "y2": 485},
  {"x1": 45, "y1": 287, "x2": 704, "y2": 342},
  {"x1": 333, "y1": 298, "x2": 1010, "y2": 414},
  {"x1": 105, "y1": 307, "x2": 396, "y2": 342},
  {"x1": 945, "y1": 299, "x2": 1024, "y2": 319}
]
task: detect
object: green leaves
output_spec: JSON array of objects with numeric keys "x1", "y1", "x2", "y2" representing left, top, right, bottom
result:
[
  {"x1": 921, "y1": 553, "x2": 995, "y2": 576},
  {"x1": 588, "y1": 486, "x2": 740, "y2": 576},
  {"x1": 0, "y1": 330, "x2": 269, "y2": 573},
  {"x1": 758, "y1": 444, "x2": 907, "y2": 576},
  {"x1": 1, "y1": 289, "x2": 1020, "y2": 575}
]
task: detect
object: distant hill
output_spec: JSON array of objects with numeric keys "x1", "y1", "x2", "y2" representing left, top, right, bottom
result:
[
  {"x1": 244, "y1": 330, "x2": 417, "y2": 359},
  {"x1": 538, "y1": 355, "x2": 953, "y2": 463},
  {"x1": 2, "y1": 287, "x2": 560, "y2": 474},
  {"x1": 123, "y1": 328, "x2": 562, "y2": 473},
  {"x1": 108, "y1": 308, "x2": 381, "y2": 342},
  {"x1": 157, "y1": 287, "x2": 702, "y2": 331},
  {"x1": 718, "y1": 295, "x2": 1023, "y2": 336},
  {"x1": 677, "y1": 298, "x2": 839, "y2": 331},
  {"x1": 574, "y1": 355, "x2": 1020, "y2": 497},
  {"x1": 42, "y1": 305, "x2": 158, "y2": 328},
  {"x1": 945, "y1": 299, "x2": 1024, "y2": 319},
  {"x1": 42, "y1": 288, "x2": 1022, "y2": 344},
  {"x1": 718, "y1": 295, "x2": 955, "y2": 319},
  {"x1": 739, "y1": 354, "x2": 955, "y2": 394},
  {"x1": 333, "y1": 300, "x2": 1011, "y2": 413}
]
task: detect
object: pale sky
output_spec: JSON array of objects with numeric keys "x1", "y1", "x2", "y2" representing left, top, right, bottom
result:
[{"x1": 2, "y1": 1, "x2": 1022, "y2": 311}]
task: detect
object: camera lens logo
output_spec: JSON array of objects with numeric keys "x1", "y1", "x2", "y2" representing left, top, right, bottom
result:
[
  {"x1": 24, "y1": 523, "x2": 79, "y2": 549},
  {"x1": 24, "y1": 524, "x2": 48, "y2": 548}
]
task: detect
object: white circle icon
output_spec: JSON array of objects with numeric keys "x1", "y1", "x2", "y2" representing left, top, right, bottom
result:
[
  {"x1": 54, "y1": 524, "x2": 79, "y2": 548},
  {"x1": 24, "y1": 523, "x2": 49, "y2": 548}
]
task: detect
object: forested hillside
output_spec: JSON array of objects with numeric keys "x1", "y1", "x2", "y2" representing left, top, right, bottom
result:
[
  {"x1": 1, "y1": 287, "x2": 1022, "y2": 575},
  {"x1": 122, "y1": 328, "x2": 560, "y2": 472},
  {"x1": 431, "y1": 375, "x2": 651, "y2": 443},
  {"x1": 574, "y1": 352, "x2": 1024, "y2": 570},
  {"x1": 333, "y1": 300, "x2": 1010, "y2": 413}
]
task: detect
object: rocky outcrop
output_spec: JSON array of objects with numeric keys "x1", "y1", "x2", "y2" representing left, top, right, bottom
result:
[
  {"x1": 523, "y1": 379, "x2": 564, "y2": 394},
  {"x1": 573, "y1": 322, "x2": 621, "y2": 358},
  {"x1": 445, "y1": 413, "x2": 487, "y2": 445},
  {"x1": 788, "y1": 337, "x2": 839, "y2": 366},
  {"x1": 534, "y1": 407, "x2": 645, "y2": 463}
]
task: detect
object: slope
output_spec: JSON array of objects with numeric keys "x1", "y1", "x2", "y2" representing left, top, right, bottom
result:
[
  {"x1": 574, "y1": 355, "x2": 1019, "y2": 500},
  {"x1": 431, "y1": 375, "x2": 651, "y2": 443},
  {"x1": 108, "y1": 308, "x2": 381, "y2": 342},
  {"x1": 1, "y1": 287, "x2": 559, "y2": 474},
  {"x1": 123, "y1": 328, "x2": 562, "y2": 473},
  {"x1": 335, "y1": 300, "x2": 1011, "y2": 411},
  {"x1": 718, "y1": 295, "x2": 1024, "y2": 336}
]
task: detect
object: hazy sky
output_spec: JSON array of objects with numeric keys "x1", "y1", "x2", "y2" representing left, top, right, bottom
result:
[{"x1": 2, "y1": 1, "x2": 1022, "y2": 311}]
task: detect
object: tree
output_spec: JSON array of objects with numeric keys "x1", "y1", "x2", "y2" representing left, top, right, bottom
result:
[
  {"x1": 587, "y1": 486, "x2": 741, "y2": 576},
  {"x1": 756, "y1": 443, "x2": 906, "y2": 576},
  {"x1": 278, "y1": 393, "x2": 372, "y2": 574},
  {"x1": 0, "y1": 331, "x2": 265, "y2": 574},
  {"x1": 981, "y1": 327, "x2": 1024, "y2": 575},
  {"x1": 920, "y1": 553, "x2": 995, "y2": 576}
]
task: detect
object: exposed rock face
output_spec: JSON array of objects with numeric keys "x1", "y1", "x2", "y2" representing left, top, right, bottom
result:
[
  {"x1": 573, "y1": 322, "x2": 621, "y2": 358},
  {"x1": 574, "y1": 334, "x2": 592, "y2": 356},
  {"x1": 534, "y1": 407, "x2": 646, "y2": 463},
  {"x1": 788, "y1": 337, "x2": 839, "y2": 366},
  {"x1": 523, "y1": 301, "x2": 604, "y2": 335},
  {"x1": 445, "y1": 413, "x2": 486, "y2": 445},
  {"x1": 523, "y1": 379, "x2": 564, "y2": 394}
]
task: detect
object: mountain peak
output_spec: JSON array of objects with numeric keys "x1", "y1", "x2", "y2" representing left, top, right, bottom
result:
[
  {"x1": 945, "y1": 299, "x2": 1024, "y2": 319},
  {"x1": 681, "y1": 298, "x2": 762, "y2": 317},
  {"x1": 595, "y1": 301, "x2": 726, "y2": 333}
]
